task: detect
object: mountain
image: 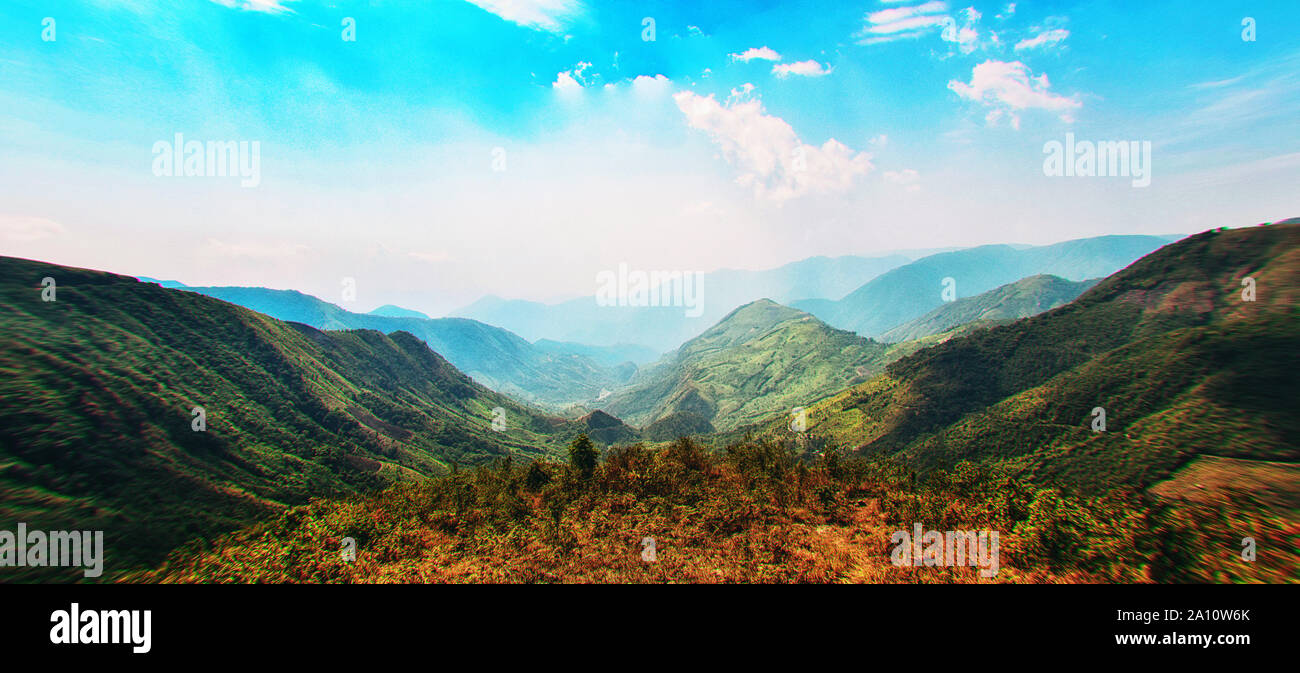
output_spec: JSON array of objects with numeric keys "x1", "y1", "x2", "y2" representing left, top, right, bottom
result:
[
  {"x1": 0, "y1": 256, "x2": 603, "y2": 580},
  {"x1": 531, "y1": 339, "x2": 659, "y2": 367},
  {"x1": 173, "y1": 285, "x2": 626, "y2": 409},
  {"x1": 368, "y1": 304, "x2": 429, "y2": 319},
  {"x1": 135, "y1": 276, "x2": 188, "y2": 289},
  {"x1": 795, "y1": 234, "x2": 1175, "y2": 337},
  {"x1": 755, "y1": 222, "x2": 1299, "y2": 500},
  {"x1": 450, "y1": 254, "x2": 913, "y2": 352},
  {"x1": 879, "y1": 274, "x2": 1099, "y2": 342},
  {"x1": 600, "y1": 299, "x2": 892, "y2": 432}
]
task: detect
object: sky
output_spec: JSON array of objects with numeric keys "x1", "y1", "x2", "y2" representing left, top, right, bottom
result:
[{"x1": 1, "y1": 0, "x2": 1297, "y2": 315}]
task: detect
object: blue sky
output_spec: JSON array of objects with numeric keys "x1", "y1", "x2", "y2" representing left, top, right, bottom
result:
[{"x1": 1, "y1": 0, "x2": 1297, "y2": 314}]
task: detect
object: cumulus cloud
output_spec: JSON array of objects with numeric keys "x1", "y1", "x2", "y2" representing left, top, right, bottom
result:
[
  {"x1": 552, "y1": 61, "x2": 593, "y2": 91},
  {"x1": 630, "y1": 74, "x2": 671, "y2": 97},
  {"x1": 462, "y1": 0, "x2": 583, "y2": 33},
  {"x1": 772, "y1": 60, "x2": 833, "y2": 78},
  {"x1": 730, "y1": 46, "x2": 782, "y2": 62},
  {"x1": 948, "y1": 60, "x2": 1081, "y2": 127},
  {"x1": 1015, "y1": 28, "x2": 1069, "y2": 51},
  {"x1": 672, "y1": 91, "x2": 873, "y2": 203}
]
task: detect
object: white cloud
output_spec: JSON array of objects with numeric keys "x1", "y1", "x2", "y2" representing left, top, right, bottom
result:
[
  {"x1": 672, "y1": 91, "x2": 873, "y2": 203},
  {"x1": 730, "y1": 46, "x2": 782, "y2": 62},
  {"x1": 948, "y1": 60, "x2": 1081, "y2": 127},
  {"x1": 552, "y1": 71, "x2": 581, "y2": 90},
  {"x1": 208, "y1": 0, "x2": 296, "y2": 14},
  {"x1": 866, "y1": 1, "x2": 949, "y2": 31},
  {"x1": 858, "y1": 1, "x2": 984, "y2": 51},
  {"x1": 552, "y1": 61, "x2": 593, "y2": 91},
  {"x1": 1015, "y1": 28, "x2": 1069, "y2": 51},
  {"x1": 728, "y1": 82, "x2": 756, "y2": 103},
  {"x1": 0, "y1": 215, "x2": 65, "y2": 242},
  {"x1": 630, "y1": 74, "x2": 671, "y2": 97},
  {"x1": 462, "y1": 0, "x2": 583, "y2": 33},
  {"x1": 772, "y1": 60, "x2": 833, "y2": 78}
]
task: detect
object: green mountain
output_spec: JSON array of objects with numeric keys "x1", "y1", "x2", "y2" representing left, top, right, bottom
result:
[
  {"x1": 600, "y1": 299, "x2": 892, "y2": 432},
  {"x1": 879, "y1": 274, "x2": 1099, "y2": 343},
  {"x1": 175, "y1": 285, "x2": 627, "y2": 409},
  {"x1": 795, "y1": 234, "x2": 1173, "y2": 337},
  {"x1": 0, "y1": 256, "x2": 596, "y2": 581},
  {"x1": 451, "y1": 254, "x2": 912, "y2": 352},
  {"x1": 757, "y1": 223, "x2": 1299, "y2": 500}
]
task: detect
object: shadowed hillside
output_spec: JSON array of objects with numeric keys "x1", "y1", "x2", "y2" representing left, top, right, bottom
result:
[
  {"x1": 0, "y1": 256, "x2": 602, "y2": 581},
  {"x1": 754, "y1": 223, "x2": 1299, "y2": 503}
]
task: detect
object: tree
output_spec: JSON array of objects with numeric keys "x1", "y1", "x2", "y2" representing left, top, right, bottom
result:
[
  {"x1": 568, "y1": 433, "x2": 598, "y2": 479},
  {"x1": 525, "y1": 461, "x2": 551, "y2": 491}
]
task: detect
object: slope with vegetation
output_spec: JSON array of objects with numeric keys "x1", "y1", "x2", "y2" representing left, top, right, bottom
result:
[
  {"x1": 754, "y1": 224, "x2": 1299, "y2": 505},
  {"x1": 0, "y1": 257, "x2": 600, "y2": 581},
  {"x1": 174, "y1": 285, "x2": 628, "y2": 409},
  {"x1": 136, "y1": 437, "x2": 1295, "y2": 583},
  {"x1": 879, "y1": 274, "x2": 1098, "y2": 343},
  {"x1": 601, "y1": 300, "x2": 892, "y2": 432}
]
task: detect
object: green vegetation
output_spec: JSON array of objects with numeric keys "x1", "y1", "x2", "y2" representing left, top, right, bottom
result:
[
  {"x1": 602, "y1": 299, "x2": 893, "y2": 431},
  {"x1": 134, "y1": 438, "x2": 1295, "y2": 583},
  {"x1": 751, "y1": 224, "x2": 1299, "y2": 506},
  {"x1": 3, "y1": 223, "x2": 1296, "y2": 584},
  {"x1": 0, "y1": 257, "x2": 602, "y2": 581},
  {"x1": 178, "y1": 285, "x2": 630, "y2": 408}
]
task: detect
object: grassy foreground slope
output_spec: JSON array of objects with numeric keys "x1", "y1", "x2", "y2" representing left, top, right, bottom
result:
[
  {"x1": 756, "y1": 223, "x2": 1299, "y2": 499},
  {"x1": 138, "y1": 438, "x2": 1295, "y2": 583},
  {"x1": 0, "y1": 256, "x2": 584, "y2": 580}
]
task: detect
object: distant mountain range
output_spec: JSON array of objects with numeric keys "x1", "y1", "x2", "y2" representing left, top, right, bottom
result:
[
  {"x1": 450, "y1": 253, "x2": 913, "y2": 352},
  {"x1": 794, "y1": 234, "x2": 1180, "y2": 338},
  {"x1": 368, "y1": 304, "x2": 430, "y2": 319},
  {"x1": 600, "y1": 271, "x2": 1103, "y2": 433},
  {"x1": 748, "y1": 223, "x2": 1298, "y2": 498},
  {"x1": 879, "y1": 274, "x2": 1099, "y2": 343},
  {"x1": 168, "y1": 285, "x2": 631, "y2": 410},
  {"x1": 0, "y1": 256, "x2": 618, "y2": 580}
]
